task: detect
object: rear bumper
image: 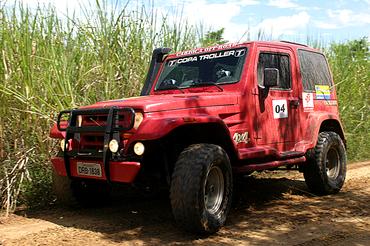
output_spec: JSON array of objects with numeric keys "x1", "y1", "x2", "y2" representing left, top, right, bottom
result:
[{"x1": 51, "y1": 157, "x2": 140, "y2": 183}]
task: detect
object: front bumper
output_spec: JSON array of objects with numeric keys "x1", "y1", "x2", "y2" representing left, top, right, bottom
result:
[
  {"x1": 55, "y1": 106, "x2": 138, "y2": 183},
  {"x1": 51, "y1": 157, "x2": 140, "y2": 183}
]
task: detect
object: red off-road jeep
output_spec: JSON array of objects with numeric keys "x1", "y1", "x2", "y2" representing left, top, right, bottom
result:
[{"x1": 50, "y1": 41, "x2": 347, "y2": 234}]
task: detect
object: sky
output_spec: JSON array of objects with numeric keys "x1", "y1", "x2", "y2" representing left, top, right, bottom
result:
[{"x1": 3, "y1": 0, "x2": 370, "y2": 43}]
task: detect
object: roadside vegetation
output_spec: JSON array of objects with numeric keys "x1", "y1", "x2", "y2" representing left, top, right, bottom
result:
[
  {"x1": 0, "y1": 2, "x2": 369, "y2": 212},
  {"x1": 326, "y1": 38, "x2": 369, "y2": 161}
]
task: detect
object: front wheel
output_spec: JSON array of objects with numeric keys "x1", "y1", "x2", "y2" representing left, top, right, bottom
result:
[
  {"x1": 53, "y1": 171, "x2": 111, "y2": 207},
  {"x1": 170, "y1": 144, "x2": 233, "y2": 234},
  {"x1": 303, "y1": 131, "x2": 347, "y2": 195}
]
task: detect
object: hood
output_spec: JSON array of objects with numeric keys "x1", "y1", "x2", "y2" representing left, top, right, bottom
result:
[{"x1": 81, "y1": 92, "x2": 240, "y2": 113}]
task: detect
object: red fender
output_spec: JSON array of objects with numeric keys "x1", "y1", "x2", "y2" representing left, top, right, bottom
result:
[
  {"x1": 125, "y1": 115, "x2": 232, "y2": 151},
  {"x1": 295, "y1": 112, "x2": 344, "y2": 152}
]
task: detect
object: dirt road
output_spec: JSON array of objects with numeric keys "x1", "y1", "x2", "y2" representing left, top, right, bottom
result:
[{"x1": 1, "y1": 161, "x2": 369, "y2": 245}]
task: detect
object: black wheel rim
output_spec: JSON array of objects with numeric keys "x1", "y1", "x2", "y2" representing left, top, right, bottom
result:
[
  {"x1": 204, "y1": 166, "x2": 224, "y2": 214},
  {"x1": 326, "y1": 147, "x2": 340, "y2": 179}
]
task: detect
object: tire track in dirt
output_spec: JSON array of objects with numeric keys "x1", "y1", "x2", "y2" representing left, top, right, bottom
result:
[{"x1": 1, "y1": 161, "x2": 369, "y2": 245}]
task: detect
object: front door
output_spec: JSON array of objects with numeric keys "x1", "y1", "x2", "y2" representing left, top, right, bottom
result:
[{"x1": 254, "y1": 46, "x2": 300, "y2": 152}]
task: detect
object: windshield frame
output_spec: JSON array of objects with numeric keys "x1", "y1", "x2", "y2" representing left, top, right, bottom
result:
[{"x1": 154, "y1": 47, "x2": 248, "y2": 91}]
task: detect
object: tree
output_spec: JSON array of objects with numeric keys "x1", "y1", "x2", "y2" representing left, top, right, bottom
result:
[{"x1": 201, "y1": 28, "x2": 228, "y2": 47}]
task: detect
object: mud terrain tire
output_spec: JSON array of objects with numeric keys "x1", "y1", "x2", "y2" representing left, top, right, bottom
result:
[
  {"x1": 52, "y1": 171, "x2": 110, "y2": 207},
  {"x1": 303, "y1": 131, "x2": 346, "y2": 195},
  {"x1": 52, "y1": 171, "x2": 77, "y2": 206},
  {"x1": 170, "y1": 144, "x2": 233, "y2": 234}
]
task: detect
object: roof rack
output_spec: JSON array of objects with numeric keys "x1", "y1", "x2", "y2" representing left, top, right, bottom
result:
[{"x1": 279, "y1": 40, "x2": 308, "y2": 47}]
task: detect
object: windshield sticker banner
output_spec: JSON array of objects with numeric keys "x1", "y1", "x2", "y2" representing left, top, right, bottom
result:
[
  {"x1": 175, "y1": 43, "x2": 240, "y2": 56},
  {"x1": 315, "y1": 85, "x2": 331, "y2": 100},
  {"x1": 168, "y1": 49, "x2": 245, "y2": 67}
]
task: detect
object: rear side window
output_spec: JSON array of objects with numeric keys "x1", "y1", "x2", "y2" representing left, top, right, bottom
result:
[
  {"x1": 298, "y1": 50, "x2": 332, "y2": 91},
  {"x1": 257, "y1": 53, "x2": 291, "y2": 89}
]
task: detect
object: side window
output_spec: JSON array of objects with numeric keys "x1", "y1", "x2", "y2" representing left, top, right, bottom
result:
[
  {"x1": 257, "y1": 53, "x2": 291, "y2": 89},
  {"x1": 298, "y1": 50, "x2": 332, "y2": 91}
]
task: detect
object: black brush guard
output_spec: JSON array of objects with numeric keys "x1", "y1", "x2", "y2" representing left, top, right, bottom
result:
[{"x1": 57, "y1": 106, "x2": 135, "y2": 181}]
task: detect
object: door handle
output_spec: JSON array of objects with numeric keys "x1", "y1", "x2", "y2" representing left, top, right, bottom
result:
[{"x1": 290, "y1": 99, "x2": 300, "y2": 108}]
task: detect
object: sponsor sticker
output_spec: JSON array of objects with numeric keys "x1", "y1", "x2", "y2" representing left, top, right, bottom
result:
[
  {"x1": 302, "y1": 92, "x2": 314, "y2": 112},
  {"x1": 315, "y1": 85, "x2": 331, "y2": 100},
  {"x1": 324, "y1": 101, "x2": 337, "y2": 106},
  {"x1": 272, "y1": 99, "x2": 288, "y2": 119}
]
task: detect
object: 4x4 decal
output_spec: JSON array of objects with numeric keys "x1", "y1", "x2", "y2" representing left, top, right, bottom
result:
[{"x1": 233, "y1": 131, "x2": 250, "y2": 144}]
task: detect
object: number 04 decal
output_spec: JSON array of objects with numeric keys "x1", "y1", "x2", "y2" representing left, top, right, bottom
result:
[{"x1": 272, "y1": 99, "x2": 288, "y2": 119}]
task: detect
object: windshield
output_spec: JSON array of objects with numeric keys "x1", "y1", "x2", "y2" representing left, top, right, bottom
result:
[{"x1": 155, "y1": 48, "x2": 247, "y2": 91}]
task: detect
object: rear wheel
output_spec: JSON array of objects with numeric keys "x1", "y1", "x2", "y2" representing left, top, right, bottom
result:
[
  {"x1": 303, "y1": 131, "x2": 346, "y2": 195},
  {"x1": 170, "y1": 144, "x2": 233, "y2": 234}
]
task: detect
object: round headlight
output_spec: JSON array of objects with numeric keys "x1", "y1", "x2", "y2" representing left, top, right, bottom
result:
[
  {"x1": 133, "y1": 142, "x2": 145, "y2": 156},
  {"x1": 60, "y1": 139, "x2": 67, "y2": 151},
  {"x1": 109, "y1": 139, "x2": 119, "y2": 153},
  {"x1": 134, "y1": 112, "x2": 143, "y2": 129}
]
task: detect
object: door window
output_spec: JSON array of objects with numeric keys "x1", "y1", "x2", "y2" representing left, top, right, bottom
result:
[{"x1": 257, "y1": 53, "x2": 291, "y2": 89}]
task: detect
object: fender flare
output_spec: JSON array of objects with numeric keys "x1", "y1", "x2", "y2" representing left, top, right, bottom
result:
[
  {"x1": 125, "y1": 115, "x2": 233, "y2": 151},
  {"x1": 295, "y1": 112, "x2": 345, "y2": 152}
]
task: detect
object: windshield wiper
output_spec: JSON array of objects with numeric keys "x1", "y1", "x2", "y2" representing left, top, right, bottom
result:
[
  {"x1": 194, "y1": 82, "x2": 223, "y2": 92},
  {"x1": 159, "y1": 84, "x2": 185, "y2": 94}
]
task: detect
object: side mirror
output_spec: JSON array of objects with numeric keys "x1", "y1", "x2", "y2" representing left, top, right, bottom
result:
[{"x1": 263, "y1": 68, "x2": 279, "y2": 88}]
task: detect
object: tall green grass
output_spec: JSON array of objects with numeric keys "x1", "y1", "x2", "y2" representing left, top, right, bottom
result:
[
  {"x1": 0, "y1": 2, "x2": 368, "y2": 210},
  {"x1": 326, "y1": 38, "x2": 370, "y2": 161},
  {"x1": 0, "y1": 2, "x2": 201, "y2": 209}
]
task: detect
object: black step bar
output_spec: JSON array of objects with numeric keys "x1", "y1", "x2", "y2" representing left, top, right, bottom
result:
[{"x1": 57, "y1": 107, "x2": 135, "y2": 181}]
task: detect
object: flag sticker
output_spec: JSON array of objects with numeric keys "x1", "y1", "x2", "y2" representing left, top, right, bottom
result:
[{"x1": 315, "y1": 85, "x2": 331, "y2": 100}]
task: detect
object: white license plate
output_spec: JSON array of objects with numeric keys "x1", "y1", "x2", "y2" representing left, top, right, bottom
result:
[{"x1": 77, "y1": 162, "x2": 102, "y2": 177}]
